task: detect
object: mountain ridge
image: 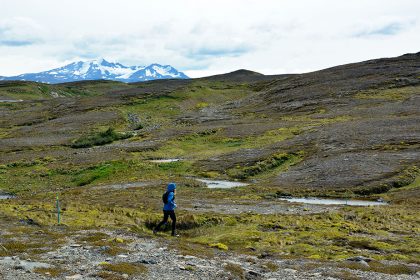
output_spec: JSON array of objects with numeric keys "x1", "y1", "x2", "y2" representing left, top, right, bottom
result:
[{"x1": 0, "y1": 58, "x2": 189, "y2": 84}]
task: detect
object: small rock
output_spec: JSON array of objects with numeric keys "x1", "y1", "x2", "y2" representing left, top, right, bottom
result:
[
  {"x1": 346, "y1": 256, "x2": 372, "y2": 262},
  {"x1": 105, "y1": 258, "x2": 112, "y2": 262},
  {"x1": 247, "y1": 270, "x2": 261, "y2": 277},
  {"x1": 65, "y1": 274, "x2": 82, "y2": 280},
  {"x1": 117, "y1": 254, "x2": 128, "y2": 258},
  {"x1": 183, "y1": 255, "x2": 197, "y2": 260},
  {"x1": 122, "y1": 274, "x2": 129, "y2": 279},
  {"x1": 358, "y1": 260, "x2": 370, "y2": 267},
  {"x1": 258, "y1": 252, "x2": 271, "y2": 259},
  {"x1": 178, "y1": 265, "x2": 186, "y2": 270},
  {"x1": 70, "y1": 244, "x2": 82, "y2": 248},
  {"x1": 284, "y1": 268, "x2": 297, "y2": 273},
  {"x1": 138, "y1": 259, "x2": 158, "y2": 265},
  {"x1": 19, "y1": 218, "x2": 39, "y2": 226}
]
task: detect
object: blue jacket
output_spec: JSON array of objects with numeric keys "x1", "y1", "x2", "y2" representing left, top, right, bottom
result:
[{"x1": 163, "y1": 183, "x2": 177, "y2": 211}]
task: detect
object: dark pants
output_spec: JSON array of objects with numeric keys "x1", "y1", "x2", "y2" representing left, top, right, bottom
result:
[{"x1": 155, "y1": 210, "x2": 176, "y2": 235}]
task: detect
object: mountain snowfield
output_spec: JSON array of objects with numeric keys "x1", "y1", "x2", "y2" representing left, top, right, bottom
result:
[{"x1": 0, "y1": 59, "x2": 189, "y2": 84}]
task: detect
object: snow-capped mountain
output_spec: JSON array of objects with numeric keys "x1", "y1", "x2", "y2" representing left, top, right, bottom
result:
[{"x1": 0, "y1": 59, "x2": 189, "y2": 84}]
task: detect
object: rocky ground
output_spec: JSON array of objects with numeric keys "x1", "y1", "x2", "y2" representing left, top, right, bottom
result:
[{"x1": 1, "y1": 227, "x2": 419, "y2": 280}]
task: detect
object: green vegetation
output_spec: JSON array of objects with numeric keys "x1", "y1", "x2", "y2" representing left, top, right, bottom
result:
[
  {"x1": 355, "y1": 86, "x2": 419, "y2": 101},
  {"x1": 101, "y1": 262, "x2": 147, "y2": 275},
  {"x1": 71, "y1": 161, "x2": 130, "y2": 186},
  {"x1": 1, "y1": 70, "x2": 419, "y2": 277},
  {"x1": 71, "y1": 127, "x2": 132, "y2": 148},
  {"x1": 227, "y1": 152, "x2": 304, "y2": 179},
  {"x1": 209, "y1": 242, "x2": 229, "y2": 250},
  {"x1": 354, "y1": 166, "x2": 419, "y2": 196},
  {"x1": 338, "y1": 260, "x2": 415, "y2": 275},
  {"x1": 1, "y1": 194, "x2": 418, "y2": 263},
  {"x1": 224, "y1": 263, "x2": 245, "y2": 279},
  {"x1": 34, "y1": 267, "x2": 66, "y2": 277}
]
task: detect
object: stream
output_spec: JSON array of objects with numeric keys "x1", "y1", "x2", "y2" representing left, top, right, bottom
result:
[{"x1": 196, "y1": 179, "x2": 249, "y2": 189}]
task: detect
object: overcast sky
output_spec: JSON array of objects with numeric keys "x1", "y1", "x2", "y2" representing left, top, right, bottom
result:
[{"x1": 0, "y1": 0, "x2": 419, "y2": 77}]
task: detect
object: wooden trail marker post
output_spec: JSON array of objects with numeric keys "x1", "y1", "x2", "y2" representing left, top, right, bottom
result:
[{"x1": 56, "y1": 194, "x2": 61, "y2": 225}]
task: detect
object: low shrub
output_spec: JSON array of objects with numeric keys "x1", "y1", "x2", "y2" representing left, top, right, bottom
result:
[{"x1": 71, "y1": 128, "x2": 131, "y2": 148}]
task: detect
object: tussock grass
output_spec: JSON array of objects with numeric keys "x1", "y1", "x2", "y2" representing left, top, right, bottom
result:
[
  {"x1": 339, "y1": 260, "x2": 415, "y2": 275},
  {"x1": 34, "y1": 267, "x2": 66, "y2": 277},
  {"x1": 168, "y1": 240, "x2": 214, "y2": 258},
  {"x1": 224, "y1": 263, "x2": 245, "y2": 279},
  {"x1": 79, "y1": 231, "x2": 110, "y2": 243},
  {"x1": 322, "y1": 270, "x2": 361, "y2": 280},
  {"x1": 101, "y1": 262, "x2": 147, "y2": 275},
  {"x1": 96, "y1": 271, "x2": 126, "y2": 280}
]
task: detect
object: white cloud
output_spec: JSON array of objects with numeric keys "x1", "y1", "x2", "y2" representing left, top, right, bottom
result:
[
  {"x1": 0, "y1": 17, "x2": 45, "y2": 46},
  {"x1": 0, "y1": 0, "x2": 419, "y2": 77}
]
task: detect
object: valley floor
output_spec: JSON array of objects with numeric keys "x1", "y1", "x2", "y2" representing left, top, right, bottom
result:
[{"x1": 1, "y1": 53, "x2": 419, "y2": 279}]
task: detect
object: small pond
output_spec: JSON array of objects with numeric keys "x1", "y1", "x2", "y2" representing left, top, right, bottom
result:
[
  {"x1": 278, "y1": 197, "x2": 387, "y2": 206},
  {"x1": 196, "y1": 179, "x2": 248, "y2": 189},
  {"x1": 0, "y1": 99, "x2": 23, "y2": 103},
  {"x1": 0, "y1": 194, "x2": 15, "y2": 200},
  {"x1": 149, "y1": 159, "x2": 181, "y2": 163}
]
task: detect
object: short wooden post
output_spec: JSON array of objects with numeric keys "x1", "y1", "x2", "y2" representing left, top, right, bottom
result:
[{"x1": 56, "y1": 194, "x2": 60, "y2": 225}]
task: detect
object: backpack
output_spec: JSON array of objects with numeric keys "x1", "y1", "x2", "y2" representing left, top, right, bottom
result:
[{"x1": 162, "y1": 191, "x2": 170, "y2": 204}]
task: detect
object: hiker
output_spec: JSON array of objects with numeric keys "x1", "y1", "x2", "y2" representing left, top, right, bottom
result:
[{"x1": 153, "y1": 183, "x2": 178, "y2": 236}]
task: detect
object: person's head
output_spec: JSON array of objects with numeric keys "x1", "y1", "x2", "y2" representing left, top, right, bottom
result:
[{"x1": 167, "y1": 183, "x2": 176, "y2": 193}]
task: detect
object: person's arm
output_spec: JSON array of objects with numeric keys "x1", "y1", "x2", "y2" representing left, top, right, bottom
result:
[{"x1": 168, "y1": 192, "x2": 177, "y2": 209}]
